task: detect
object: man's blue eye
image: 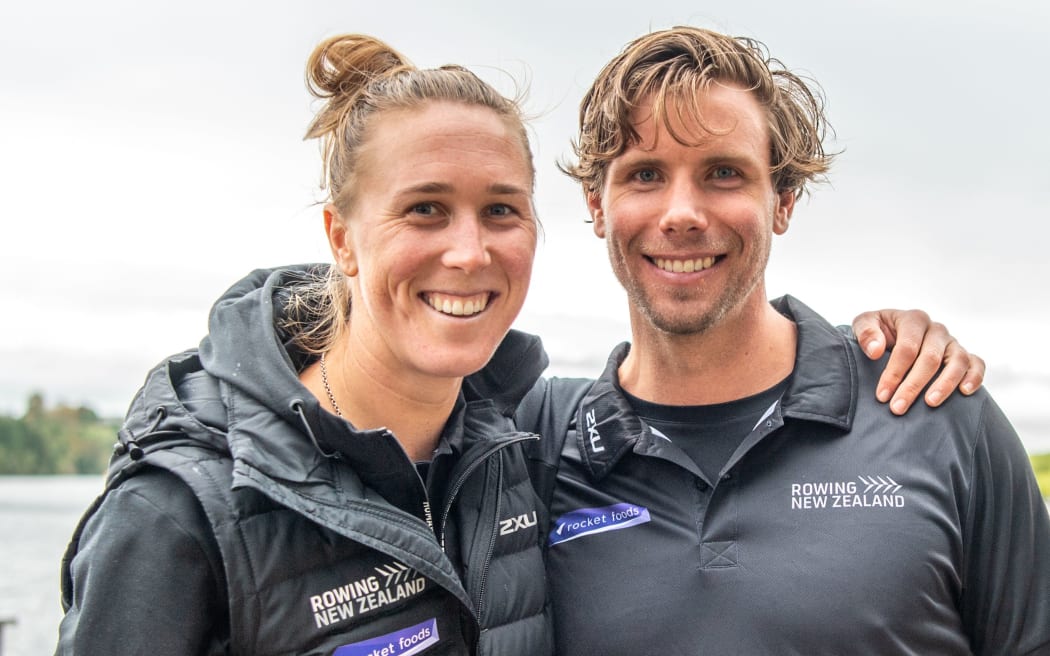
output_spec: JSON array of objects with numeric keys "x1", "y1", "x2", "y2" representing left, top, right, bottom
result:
[
  {"x1": 713, "y1": 167, "x2": 737, "y2": 179},
  {"x1": 411, "y1": 203, "x2": 436, "y2": 215},
  {"x1": 636, "y1": 169, "x2": 658, "y2": 182}
]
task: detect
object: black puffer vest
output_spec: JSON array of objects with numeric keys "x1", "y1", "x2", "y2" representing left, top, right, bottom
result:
[{"x1": 61, "y1": 267, "x2": 554, "y2": 655}]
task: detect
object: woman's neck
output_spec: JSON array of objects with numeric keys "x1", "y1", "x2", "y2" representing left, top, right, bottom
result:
[{"x1": 301, "y1": 335, "x2": 462, "y2": 462}]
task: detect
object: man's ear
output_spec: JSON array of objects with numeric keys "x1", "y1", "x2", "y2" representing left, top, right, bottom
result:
[
  {"x1": 325, "y1": 204, "x2": 358, "y2": 277},
  {"x1": 587, "y1": 191, "x2": 607, "y2": 238},
  {"x1": 773, "y1": 190, "x2": 796, "y2": 235}
]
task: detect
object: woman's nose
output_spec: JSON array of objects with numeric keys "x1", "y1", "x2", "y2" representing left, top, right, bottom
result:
[{"x1": 441, "y1": 216, "x2": 491, "y2": 272}]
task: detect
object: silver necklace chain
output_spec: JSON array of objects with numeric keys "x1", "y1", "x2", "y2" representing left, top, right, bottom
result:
[{"x1": 319, "y1": 352, "x2": 343, "y2": 417}]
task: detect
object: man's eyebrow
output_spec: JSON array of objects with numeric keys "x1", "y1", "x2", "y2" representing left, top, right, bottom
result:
[
  {"x1": 617, "y1": 150, "x2": 764, "y2": 170},
  {"x1": 612, "y1": 155, "x2": 664, "y2": 169},
  {"x1": 700, "y1": 153, "x2": 762, "y2": 168}
]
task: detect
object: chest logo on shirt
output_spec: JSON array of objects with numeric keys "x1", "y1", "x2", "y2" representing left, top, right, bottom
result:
[
  {"x1": 310, "y1": 560, "x2": 427, "y2": 630},
  {"x1": 333, "y1": 618, "x2": 439, "y2": 656},
  {"x1": 790, "y1": 475, "x2": 905, "y2": 510},
  {"x1": 549, "y1": 502, "x2": 651, "y2": 547}
]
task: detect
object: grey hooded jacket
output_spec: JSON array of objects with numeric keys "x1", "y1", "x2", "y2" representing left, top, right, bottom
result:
[{"x1": 57, "y1": 266, "x2": 553, "y2": 656}]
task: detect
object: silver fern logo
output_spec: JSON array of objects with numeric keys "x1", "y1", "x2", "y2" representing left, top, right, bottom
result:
[
  {"x1": 374, "y1": 561, "x2": 414, "y2": 587},
  {"x1": 790, "y1": 475, "x2": 905, "y2": 510},
  {"x1": 857, "y1": 475, "x2": 902, "y2": 494}
]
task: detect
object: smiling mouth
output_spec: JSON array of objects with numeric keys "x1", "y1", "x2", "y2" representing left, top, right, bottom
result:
[
  {"x1": 423, "y1": 292, "x2": 492, "y2": 316},
  {"x1": 652, "y1": 256, "x2": 718, "y2": 273}
]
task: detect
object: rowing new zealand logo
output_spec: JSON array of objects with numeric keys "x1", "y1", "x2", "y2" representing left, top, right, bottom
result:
[
  {"x1": 790, "y1": 475, "x2": 905, "y2": 510},
  {"x1": 310, "y1": 561, "x2": 428, "y2": 629}
]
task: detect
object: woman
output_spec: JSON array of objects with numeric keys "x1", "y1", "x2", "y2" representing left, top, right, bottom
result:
[
  {"x1": 55, "y1": 34, "x2": 980, "y2": 656},
  {"x1": 58, "y1": 34, "x2": 547, "y2": 656}
]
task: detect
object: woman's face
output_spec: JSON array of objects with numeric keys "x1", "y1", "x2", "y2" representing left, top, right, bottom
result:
[{"x1": 327, "y1": 101, "x2": 537, "y2": 382}]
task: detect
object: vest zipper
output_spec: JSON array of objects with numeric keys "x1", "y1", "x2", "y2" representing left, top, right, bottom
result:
[
  {"x1": 438, "y1": 433, "x2": 536, "y2": 548},
  {"x1": 475, "y1": 454, "x2": 504, "y2": 618},
  {"x1": 439, "y1": 432, "x2": 536, "y2": 617}
]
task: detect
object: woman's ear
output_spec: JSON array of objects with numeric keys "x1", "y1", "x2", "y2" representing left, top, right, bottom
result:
[{"x1": 325, "y1": 204, "x2": 358, "y2": 277}]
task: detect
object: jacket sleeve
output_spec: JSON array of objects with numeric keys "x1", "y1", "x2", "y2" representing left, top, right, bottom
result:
[
  {"x1": 56, "y1": 468, "x2": 228, "y2": 655},
  {"x1": 961, "y1": 394, "x2": 1050, "y2": 655}
]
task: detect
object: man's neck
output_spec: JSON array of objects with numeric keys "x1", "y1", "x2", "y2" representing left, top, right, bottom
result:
[{"x1": 618, "y1": 298, "x2": 797, "y2": 406}]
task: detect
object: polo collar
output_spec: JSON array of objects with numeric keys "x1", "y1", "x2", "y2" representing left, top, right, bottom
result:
[{"x1": 575, "y1": 295, "x2": 858, "y2": 482}]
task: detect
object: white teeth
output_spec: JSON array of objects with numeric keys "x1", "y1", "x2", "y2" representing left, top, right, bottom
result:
[
  {"x1": 427, "y1": 293, "x2": 490, "y2": 316},
  {"x1": 654, "y1": 257, "x2": 715, "y2": 273}
]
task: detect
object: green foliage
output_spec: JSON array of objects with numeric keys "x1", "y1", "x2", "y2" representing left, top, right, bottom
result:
[
  {"x1": 0, "y1": 416, "x2": 50, "y2": 474},
  {"x1": 0, "y1": 394, "x2": 117, "y2": 475},
  {"x1": 2, "y1": 392, "x2": 1049, "y2": 496},
  {"x1": 1031, "y1": 452, "x2": 1050, "y2": 500}
]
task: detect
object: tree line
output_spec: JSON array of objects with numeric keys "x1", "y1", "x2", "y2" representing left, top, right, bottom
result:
[
  {"x1": 1, "y1": 392, "x2": 1048, "y2": 497},
  {"x1": 0, "y1": 393, "x2": 117, "y2": 475}
]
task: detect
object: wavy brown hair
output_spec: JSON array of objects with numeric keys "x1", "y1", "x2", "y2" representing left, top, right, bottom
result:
[{"x1": 562, "y1": 26, "x2": 834, "y2": 200}]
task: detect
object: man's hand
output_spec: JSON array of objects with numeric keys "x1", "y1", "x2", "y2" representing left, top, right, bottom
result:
[{"x1": 852, "y1": 309, "x2": 985, "y2": 416}]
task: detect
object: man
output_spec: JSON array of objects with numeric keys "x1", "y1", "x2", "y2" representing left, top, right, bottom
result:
[{"x1": 521, "y1": 27, "x2": 1049, "y2": 654}]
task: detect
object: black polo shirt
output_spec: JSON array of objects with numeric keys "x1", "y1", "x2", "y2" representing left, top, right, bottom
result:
[{"x1": 541, "y1": 297, "x2": 1050, "y2": 655}]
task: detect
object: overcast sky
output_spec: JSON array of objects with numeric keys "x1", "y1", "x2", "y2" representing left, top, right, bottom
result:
[{"x1": 2, "y1": 0, "x2": 1048, "y2": 452}]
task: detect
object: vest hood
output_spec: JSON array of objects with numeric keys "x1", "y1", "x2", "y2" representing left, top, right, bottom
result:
[{"x1": 117, "y1": 265, "x2": 549, "y2": 483}]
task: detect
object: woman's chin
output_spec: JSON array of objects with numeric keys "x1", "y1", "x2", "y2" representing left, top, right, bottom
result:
[{"x1": 412, "y1": 341, "x2": 504, "y2": 380}]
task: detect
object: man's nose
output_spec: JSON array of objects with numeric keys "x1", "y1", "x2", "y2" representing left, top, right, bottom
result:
[{"x1": 658, "y1": 178, "x2": 709, "y2": 234}]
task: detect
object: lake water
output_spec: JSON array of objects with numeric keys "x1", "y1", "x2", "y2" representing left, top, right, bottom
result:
[
  {"x1": 2, "y1": 473, "x2": 1048, "y2": 656},
  {"x1": 0, "y1": 475, "x2": 104, "y2": 656}
]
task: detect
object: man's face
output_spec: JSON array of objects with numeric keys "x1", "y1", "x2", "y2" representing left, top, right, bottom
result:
[{"x1": 588, "y1": 83, "x2": 795, "y2": 337}]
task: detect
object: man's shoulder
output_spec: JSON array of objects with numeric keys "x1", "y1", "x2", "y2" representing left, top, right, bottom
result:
[{"x1": 517, "y1": 376, "x2": 596, "y2": 434}]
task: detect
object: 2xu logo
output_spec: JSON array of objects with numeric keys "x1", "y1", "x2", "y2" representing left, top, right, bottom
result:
[
  {"x1": 499, "y1": 511, "x2": 537, "y2": 536},
  {"x1": 586, "y1": 408, "x2": 604, "y2": 453}
]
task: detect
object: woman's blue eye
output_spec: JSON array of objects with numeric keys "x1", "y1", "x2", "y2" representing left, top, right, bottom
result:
[{"x1": 488, "y1": 204, "x2": 513, "y2": 217}]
